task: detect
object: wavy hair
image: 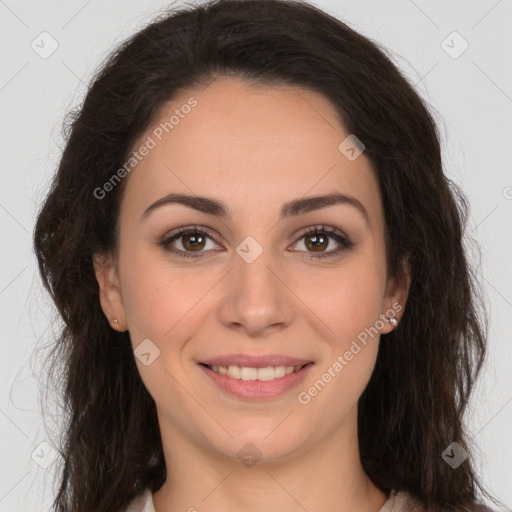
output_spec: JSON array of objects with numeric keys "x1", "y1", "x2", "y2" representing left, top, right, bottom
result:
[{"x1": 33, "y1": 0, "x2": 499, "y2": 511}]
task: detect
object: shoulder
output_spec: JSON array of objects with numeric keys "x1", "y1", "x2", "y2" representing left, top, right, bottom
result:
[
  {"x1": 383, "y1": 490, "x2": 498, "y2": 512},
  {"x1": 124, "y1": 488, "x2": 155, "y2": 512},
  {"x1": 380, "y1": 490, "x2": 425, "y2": 511},
  {"x1": 471, "y1": 504, "x2": 499, "y2": 512},
  {"x1": 123, "y1": 488, "x2": 497, "y2": 512}
]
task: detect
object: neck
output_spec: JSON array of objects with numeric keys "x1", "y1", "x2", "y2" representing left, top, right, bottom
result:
[{"x1": 152, "y1": 406, "x2": 388, "y2": 512}]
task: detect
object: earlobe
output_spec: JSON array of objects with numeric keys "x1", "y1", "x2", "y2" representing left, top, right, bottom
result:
[
  {"x1": 381, "y1": 254, "x2": 411, "y2": 334},
  {"x1": 92, "y1": 252, "x2": 127, "y2": 331}
]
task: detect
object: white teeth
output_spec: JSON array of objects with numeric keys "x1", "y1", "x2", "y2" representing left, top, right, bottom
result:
[
  {"x1": 256, "y1": 366, "x2": 275, "y2": 381},
  {"x1": 209, "y1": 364, "x2": 304, "y2": 381},
  {"x1": 240, "y1": 367, "x2": 258, "y2": 381},
  {"x1": 274, "y1": 366, "x2": 286, "y2": 378},
  {"x1": 227, "y1": 365, "x2": 240, "y2": 379}
]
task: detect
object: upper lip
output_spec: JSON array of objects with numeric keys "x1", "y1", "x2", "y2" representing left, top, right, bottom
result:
[{"x1": 199, "y1": 354, "x2": 314, "y2": 368}]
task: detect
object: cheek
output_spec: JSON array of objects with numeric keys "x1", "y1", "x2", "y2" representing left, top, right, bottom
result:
[
  {"x1": 306, "y1": 261, "x2": 386, "y2": 346},
  {"x1": 119, "y1": 243, "x2": 211, "y2": 342},
  {"x1": 301, "y1": 259, "x2": 385, "y2": 397},
  {"x1": 118, "y1": 246, "x2": 205, "y2": 415},
  {"x1": 299, "y1": 282, "x2": 382, "y2": 421}
]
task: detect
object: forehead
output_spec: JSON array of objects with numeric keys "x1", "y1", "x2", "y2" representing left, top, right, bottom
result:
[{"x1": 121, "y1": 77, "x2": 383, "y2": 230}]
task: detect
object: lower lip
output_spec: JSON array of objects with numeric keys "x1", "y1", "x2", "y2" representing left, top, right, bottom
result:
[{"x1": 199, "y1": 363, "x2": 314, "y2": 400}]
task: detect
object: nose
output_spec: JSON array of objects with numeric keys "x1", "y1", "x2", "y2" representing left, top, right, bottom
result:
[{"x1": 216, "y1": 241, "x2": 295, "y2": 337}]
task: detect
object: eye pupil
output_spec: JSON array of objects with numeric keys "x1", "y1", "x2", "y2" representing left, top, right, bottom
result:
[
  {"x1": 183, "y1": 233, "x2": 205, "y2": 251},
  {"x1": 306, "y1": 234, "x2": 328, "y2": 251}
]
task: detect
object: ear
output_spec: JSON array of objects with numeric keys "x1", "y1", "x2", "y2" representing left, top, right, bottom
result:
[
  {"x1": 380, "y1": 254, "x2": 411, "y2": 335},
  {"x1": 93, "y1": 252, "x2": 127, "y2": 331}
]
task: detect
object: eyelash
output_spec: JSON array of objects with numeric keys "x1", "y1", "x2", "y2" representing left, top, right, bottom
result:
[{"x1": 157, "y1": 224, "x2": 354, "y2": 260}]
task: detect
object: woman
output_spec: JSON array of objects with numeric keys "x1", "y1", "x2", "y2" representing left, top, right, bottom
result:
[{"x1": 33, "y1": 0, "x2": 502, "y2": 511}]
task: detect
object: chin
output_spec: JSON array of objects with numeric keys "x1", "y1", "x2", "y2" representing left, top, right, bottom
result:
[{"x1": 206, "y1": 423, "x2": 312, "y2": 465}]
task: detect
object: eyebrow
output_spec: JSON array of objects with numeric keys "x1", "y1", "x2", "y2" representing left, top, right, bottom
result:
[{"x1": 141, "y1": 192, "x2": 370, "y2": 226}]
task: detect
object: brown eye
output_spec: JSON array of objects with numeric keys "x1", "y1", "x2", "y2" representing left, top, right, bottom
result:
[
  {"x1": 304, "y1": 233, "x2": 329, "y2": 252},
  {"x1": 292, "y1": 225, "x2": 354, "y2": 259},
  {"x1": 158, "y1": 224, "x2": 353, "y2": 260},
  {"x1": 181, "y1": 232, "x2": 207, "y2": 251},
  {"x1": 158, "y1": 226, "x2": 221, "y2": 259}
]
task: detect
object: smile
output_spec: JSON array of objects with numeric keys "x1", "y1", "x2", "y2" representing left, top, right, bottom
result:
[
  {"x1": 205, "y1": 363, "x2": 308, "y2": 381},
  {"x1": 198, "y1": 362, "x2": 314, "y2": 400}
]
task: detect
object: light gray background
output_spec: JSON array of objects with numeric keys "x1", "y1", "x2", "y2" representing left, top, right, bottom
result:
[{"x1": 1, "y1": 1, "x2": 511, "y2": 510}]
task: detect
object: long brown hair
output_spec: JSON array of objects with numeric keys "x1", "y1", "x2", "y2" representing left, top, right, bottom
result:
[{"x1": 33, "y1": 0, "x2": 500, "y2": 510}]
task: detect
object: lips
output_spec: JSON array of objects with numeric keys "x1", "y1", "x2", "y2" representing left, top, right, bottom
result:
[
  {"x1": 199, "y1": 360, "x2": 314, "y2": 399},
  {"x1": 199, "y1": 353, "x2": 313, "y2": 368}
]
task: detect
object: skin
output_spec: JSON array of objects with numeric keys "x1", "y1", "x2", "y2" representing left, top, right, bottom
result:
[{"x1": 94, "y1": 77, "x2": 410, "y2": 512}]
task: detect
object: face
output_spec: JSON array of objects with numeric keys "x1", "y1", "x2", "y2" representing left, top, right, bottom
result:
[{"x1": 94, "y1": 77, "x2": 409, "y2": 464}]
